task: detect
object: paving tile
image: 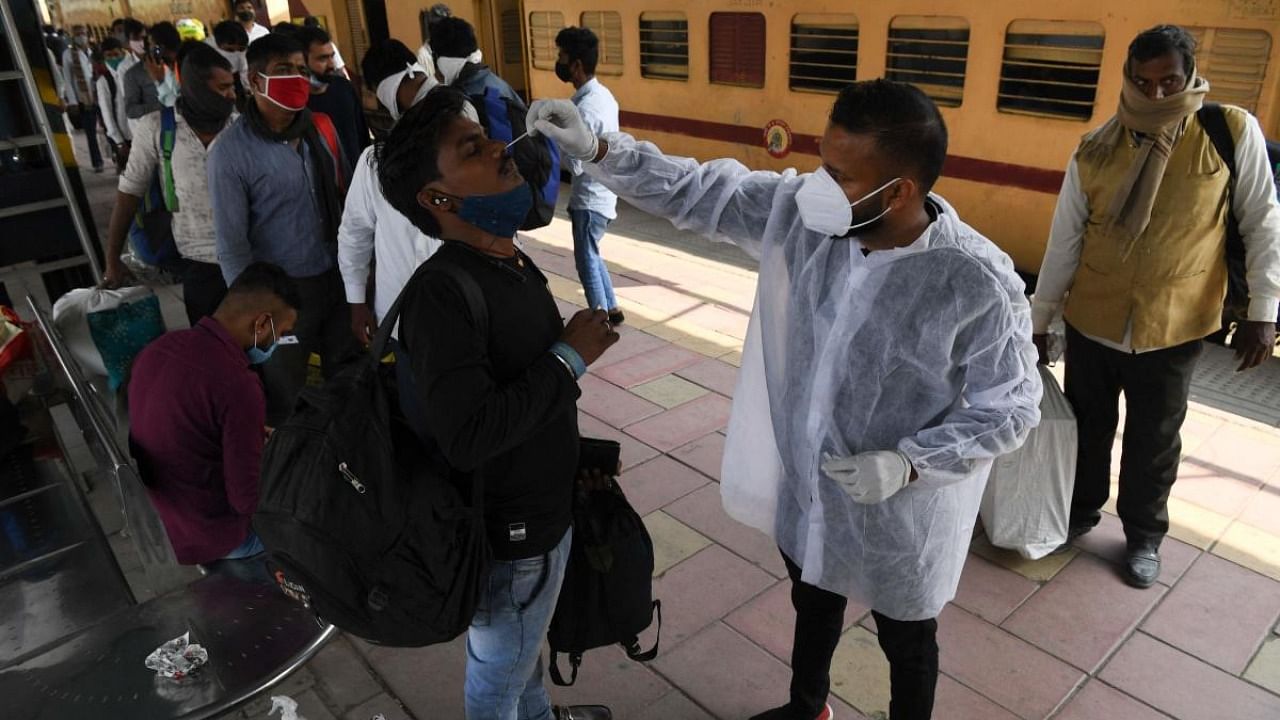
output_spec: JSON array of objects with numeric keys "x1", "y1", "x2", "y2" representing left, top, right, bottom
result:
[
  {"x1": 932, "y1": 674, "x2": 1022, "y2": 720},
  {"x1": 553, "y1": 297, "x2": 585, "y2": 317},
  {"x1": 1244, "y1": 636, "x2": 1280, "y2": 696},
  {"x1": 342, "y1": 692, "x2": 413, "y2": 720},
  {"x1": 352, "y1": 636, "x2": 467, "y2": 720},
  {"x1": 829, "y1": 626, "x2": 890, "y2": 717},
  {"x1": 1213, "y1": 520, "x2": 1280, "y2": 581},
  {"x1": 670, "y1": 432, "x2": 726, "y2": 482},
  {"x1": 1100, "y1": 632, "x2": 1280, "y2": 720},
  {"x1": 1143, "y1": 552, "x2": 1280, "y2": 673},
  {"x1": 646, "y1": 319, "x2": 742, "y2": 359},
  {"x1": 1164, "y1": 495, "x2": 1233, "y2": 549},
  {"x1": 618, "y1": 454, "x2": 712, "y2": 517},
  {"x1": 614, "y1": 283, "x2": 702, "y2": 317},
  {"x1": 576, "y1": 374, "x2": 664, "y2": 429},
  {"x1": 680, "y1": 303, "x2": 751, "y2": 340},
  {"x1": 594, "y1": 344, "x2": 706, "y2": 388},
  {"x1": 665, "y1": 483, "x2": 788, "y2": 577},
  {"x1": 971, "y1": 531, "x2": 1077, "y2": 582},
  {"x1": 951, "y1": 553, "x2": 1039, "y2": 625},
  {"x1": 1069, "y1": 511, "x2": 1201, "y2": 586},
  {"x1": 1170, "y1": 458, "x2": 1264, "y2": 519},
  {"x1": 1238, "y1": 484, "x2": 1280, "y2": 536},
  {"x1": 624, "y1": 393, "x2": 733, "y2": 452},
  {"x1": 633, "y1": 691, "x2": 715, "y2": 720},
  {"x1": 725, "y1": 579, "x2": 868, "y2": 665},
  {"x1": 306, "y1": 636, "x2": 383, "y2": 713},
  {"x1": 546, "y1": 274, "x2": 587, "y2": 305},
  {"x1": 649, "y1": 546, "x2": 775, "y2": 650},
  {"x1": 1179, "y1": 410, "x2": 1227, "y2": 457},
  {"x1": 577, "y1": 411, "x2": 660, "y2": 470},
  {"x1": 548, "y1": 644, "x2": 673, "y2": 718},
  {"x1": 292, "y1": 688, "x2": 340, "y2": 720},
  {"x1": 1052, "y1": 680, "x2": 1172, "y2": 720},
  {"x1": 630, "y1": 374, "x2": 710, "y2": 409},
  {"x1": 720, "y1": 350, "x2": 743, "y2": 367},
  {"x1": 1003, "y1": 553, "x2": 1167, "y2": 672},
  {"x1": 644, "y1": 510, "x2": 712, "y2": 576},
  {"x1": 1187, "y1": 426, "x2": 1280, "y2": 486},
  {"x1": 589, "y1": 327, "x2": 669, "y2": 370},
  {"x1": 675, "y1": 357, "x2": 740, "y2": 397},
  {"x1": 936, "y1": 605, "x2": 1085, "y2": 720}
]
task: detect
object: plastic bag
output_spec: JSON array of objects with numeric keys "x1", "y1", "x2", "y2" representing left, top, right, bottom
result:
[
  {"x1": 52, "y1": 286, "x2": 165, "y2": 390},
  {"x1": 270, "y1": 695, "x2": 307, "y2": 720},
  {"x1": 979, "y1": 366, "x2": 1077, "y2": 559},
  {"x1": 144, "y1": 631, "x2": 208, "y2": 679},
  {"x1": 0, "y1": 306, "x2": 31, "y2": 374}
]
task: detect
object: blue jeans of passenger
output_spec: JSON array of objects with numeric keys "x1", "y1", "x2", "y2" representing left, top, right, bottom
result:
[
  {"x1": 465, "y1": 526, "x2": 572, "y2": 720},
  {"x1": 570, "y1": 209, "x2": 617, "y2": 311}
]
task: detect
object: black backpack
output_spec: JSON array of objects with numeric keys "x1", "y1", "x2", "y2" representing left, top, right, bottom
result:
[
  {"x1": 547, "y1": 479, "x2": 661, "y2": 686},
  {"x1": 1197, "y1": 102, "x2": 1280, "y2": 321},
  {"x1": 459, "y1": 64, "x2": 561, "y2": 231},
  {"x1": 255, "y1": 262, "x2": 492, "y2": 647}
]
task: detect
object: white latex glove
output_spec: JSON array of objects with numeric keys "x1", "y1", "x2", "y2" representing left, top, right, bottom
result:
[
  {"x1": 821, "y1": 450, "x2": 913, "y2": 504},
  {"x1": 526, "y1": 99, "x2": 599, "y2": 161}
]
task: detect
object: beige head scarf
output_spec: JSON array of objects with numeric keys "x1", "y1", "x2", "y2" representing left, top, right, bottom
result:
[{"x1": 1080, "y1": 68, "x2": 1210, "y2": 257}]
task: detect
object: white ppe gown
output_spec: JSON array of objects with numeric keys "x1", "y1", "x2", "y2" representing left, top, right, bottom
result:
[{"x1": 587, "y1": 133, "x2": 1043, "y2": 620}]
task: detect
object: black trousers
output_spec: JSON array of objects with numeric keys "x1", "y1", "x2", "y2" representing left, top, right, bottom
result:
[
  {"x1": 1063, "y1": 324, "x2": 1203, "y2": 544},
  {"x1": 782, "y1": 551, "x2": 938, "y2": 720},
  {"x1": 180, "y1": 260, "x2": 228, "y2": 327},
  {"x1": 261, "y1": 268, "x2": 362, "y2": 425}
]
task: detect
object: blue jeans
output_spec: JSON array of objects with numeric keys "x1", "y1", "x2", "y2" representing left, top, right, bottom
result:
[
  {"x1": 570, "y1": 209, "x2": 617, "y2": 311},
  {"x1": 465, "y1": 527, "x2": 572, "y2": 720},
  {"x1": 201, "y1": 531, "x2": 272, "y2": 585}
]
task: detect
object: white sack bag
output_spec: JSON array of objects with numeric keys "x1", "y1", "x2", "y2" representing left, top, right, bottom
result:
[{"x1": 51, "y1": 286, "x2": 156, "y2": 379}]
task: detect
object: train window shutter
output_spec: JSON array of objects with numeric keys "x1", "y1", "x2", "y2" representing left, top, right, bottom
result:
[
  {"x1": 1190, "y1": 27, "x2": 1272, "y2": 114},
  {"x1": 790, "y1": 13, "x2": 859, "y2": 94},
  {"x1": 582, "y1": 11, "x2": 624, "y2": 76},
  {"x1": 640, "y1": 12, "x2": 689, "y2": 80},
  {"x1": 998, "y1": 20, "x2": 1105, "y2": 121},
  {"x1": 886, "y1": 15, "x2": 970, "y2": 107},
  {"x1": 710, "y1": 12, "x2": 766, "y2": 88},
  {"x1": 500, "y1": 10, "x2": 523, "y2": 67},
  {"x1": 529, "y1": 11, "x2": 565, "y2": 70}
]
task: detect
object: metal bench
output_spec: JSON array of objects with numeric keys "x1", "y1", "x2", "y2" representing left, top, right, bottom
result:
[{"x1": 1, "y1": 298, "x2": 334, "y2": 720}]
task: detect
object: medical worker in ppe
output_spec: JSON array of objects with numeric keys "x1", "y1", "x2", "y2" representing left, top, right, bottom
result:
[{"x1": 528, "y1": 80, "x2": 1042, "y2": 720}]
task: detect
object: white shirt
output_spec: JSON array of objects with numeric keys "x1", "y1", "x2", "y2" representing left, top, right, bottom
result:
[
  {"x1": 118, "y1": 110, "x2": 234, "y2": 264},
  {"x1": 246, "y1": 23, "x2": 270, "y2": 43},
  {"x1": 337, "y1": 146, "x2": 443, "y2": 334},
  {"x1": 60, "y1": 47, "x2": 94, "y2": 105},
  {"x1": 96, "y1": 62, "x2": 132, "y2": 144},
  {"x1": 1033, "y1": 111, "x2": 1280, "y2": 352}
]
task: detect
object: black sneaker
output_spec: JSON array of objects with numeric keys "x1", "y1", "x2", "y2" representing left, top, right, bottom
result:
[
  {"x1": 554, "y1": 705, "x2": 613, "y2": 720},
  {"x1": 607, "y1": 309, "x2": 625, "y2": 326}
]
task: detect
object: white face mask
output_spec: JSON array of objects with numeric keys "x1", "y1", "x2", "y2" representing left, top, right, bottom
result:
[
  {"x1": 156, "y1": 66, "x2": 179, "y2": 108},
  {"x1": 795, "y1": 167, "x2": 901, "y2": 237}
]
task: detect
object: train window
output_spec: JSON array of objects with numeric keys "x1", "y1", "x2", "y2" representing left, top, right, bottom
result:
[
  {"x1": 501, "y1": 9, "x2": 523, "y2": 67},
  {"x1": 789, "y1": 13, "x2": 859, "y2": 94},
  {"x1": 1189, "y1": 27, "x2": 1272, "y2": 114},
  {"x1": 529, "y1": 11, "x2": 566, "y2": 71},
  {"x1": 639, "y1": 12, "x2": 689, "y2": 81},
  {"x1": 886, "y1": 16, "x2": 970, "y2": 107},
  {"x1": 710, "y1": 12, "x2": 766, "y2": 88},
  {"x1": 998, "y1": 20, "x2": 1104, "y2": 121},
  {"x1": 581, "y1": 11, "x2": 624, "y2": 76}
]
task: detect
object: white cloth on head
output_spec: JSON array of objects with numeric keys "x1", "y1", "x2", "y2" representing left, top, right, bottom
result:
[
  {"x1": 375, "y1": 63, "x2": 435, "y2": 120},
  {"x1": 437, "y1": 50, "x2": 482, "y2": 86},
  {"x1": 416, "y1": 42, "x2": 437, "y2": 80},
  {"x1": 585, "y1": 133, "x2": 1043, "y2": 620}
]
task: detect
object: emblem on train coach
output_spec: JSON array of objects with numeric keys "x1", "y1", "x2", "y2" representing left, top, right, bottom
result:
[{"x1": 764, "y1": 119, "x2": 793, "y2": 159}]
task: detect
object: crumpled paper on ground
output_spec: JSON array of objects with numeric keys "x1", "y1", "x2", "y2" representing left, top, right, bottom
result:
[
  {"x1": 269, "y1": 695, "x2": 307, "y2": 720},
  {"x1": 144, "y1": 631, "x2": 209, "y2": 679}
]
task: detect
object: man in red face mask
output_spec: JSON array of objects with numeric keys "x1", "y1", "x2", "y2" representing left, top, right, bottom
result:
[{"x1": 207, "y1": 33, "x2": 360, "y2": 426}]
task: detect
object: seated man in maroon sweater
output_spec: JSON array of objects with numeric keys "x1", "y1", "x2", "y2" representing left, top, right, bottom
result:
[{"x1": 128, "y1": 262, "x2": 300, "y2": 581}]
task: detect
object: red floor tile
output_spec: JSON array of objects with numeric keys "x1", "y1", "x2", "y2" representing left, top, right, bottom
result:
[
  {"x1": 937, "y1": 605, "x2": 1085, "y2": 720},
  {"x1": 1052, "y1": 680, "x2": 1172, "y2": 720},
  {"x1": 594, "y1": 344, "x2": 706, "y2": 388},
  {"x1": 577, "y1": 411, "x2": 659, "y2": 470},
  {"x1": 675, "y1": 358, "x2": 740, "y2": 397},
  {"x1": 1069, "y1": 512, "x2": 1201, "y2": 586},
  {"x1": 725, "y1": 580, "x2": 867, "y2": 665},
  {"x1": 666, "y1": 484, "x2": 787, "y2": 578},
  {"x1": 1141, "y1": 553, "x2": 1280, "y2": 674},
  {"x1": 1100, "y1": 632, "x2": 1280, "y2": 720},
  {"x1": 588, "y1": 327, "x2": 670, "y2": 370},
  {"x1": 649, "y1": 546, "x2": 775, "y2": 651},
  {"x1": 951, "y1": 554, "x2": 1039, "y2": 625},
  {"x1": 634, "y1": 691, "x2": 715, "y2": 720},
  {"x1": 625, "y1": 394, "x2": 733, "y2": 452},
  {"x1": 618, "y1": 455, "x2": 712, "y2": 517},
  {"x1": 933, "y1": 674, "x2": 1021, "y2": 720},
  {"x1": 547, "y1": 644, "x2": 672, "y2": 718},
  {"x1": 1002, "y1": 553, "x2": 1167, "y2": 672},
  {"x1": 670, "y1": 432, "x2": 727, "y2": 482},
  {"x1": 577, "y1": 374, "x2": 663, "y2": 429}
]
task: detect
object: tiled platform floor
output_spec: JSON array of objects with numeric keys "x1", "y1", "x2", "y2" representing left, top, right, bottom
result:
[{"x1": 59, "y1": 135, "x2": 1280, "y2": 719}]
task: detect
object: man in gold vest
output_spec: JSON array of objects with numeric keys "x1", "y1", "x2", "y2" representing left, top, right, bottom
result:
[{"x1": 1032, "y1": 25, "x2": 1280, "y2": 588}]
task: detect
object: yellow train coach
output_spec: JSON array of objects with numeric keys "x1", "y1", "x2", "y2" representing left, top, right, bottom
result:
[{"x1": 501, "y1": 0, "x2": 1280, "y2": 275}]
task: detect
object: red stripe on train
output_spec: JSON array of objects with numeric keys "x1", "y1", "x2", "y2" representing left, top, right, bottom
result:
[{"x1": 618, "y1": 110, "x2": 1066, "y2": 196}]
